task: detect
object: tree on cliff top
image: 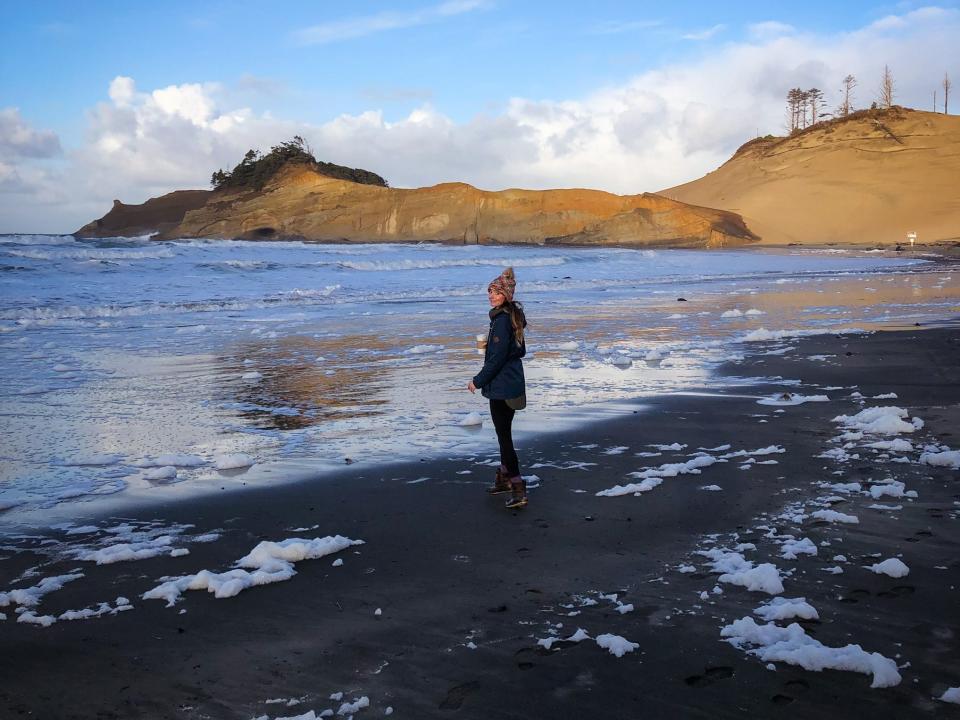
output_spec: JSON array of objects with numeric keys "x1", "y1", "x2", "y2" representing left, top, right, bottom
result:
[
  {"x1": 878, "y1": 65, "x2": 895, "y2": 109},
  {"x1": 211, "y1": 136, "x2": 388, "y2": 191}
]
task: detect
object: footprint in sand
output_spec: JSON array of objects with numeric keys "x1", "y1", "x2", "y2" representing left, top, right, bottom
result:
[
  {"x1": 876, "y1": 585, "x2": 915, "y2": 598},
  {"x1": 684, "y1": 666, "x2": 734, "y2": 687},
  {"x1": 772, "y1": 678, "x2": 810, "y2": 705},
  {"x1": 439, "y1": 680, "x2": 480, "y2": 710}
]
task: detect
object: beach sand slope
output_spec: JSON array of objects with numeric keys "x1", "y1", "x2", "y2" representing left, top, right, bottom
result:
[
  {"x1": 0, "y1": 327, "x2": 958, "y2": 719},
  {"x1": 664, "y1": 108, "x2": 960, "y2": 247}
]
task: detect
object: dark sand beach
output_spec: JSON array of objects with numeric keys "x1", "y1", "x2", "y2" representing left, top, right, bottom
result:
[{"x1": 1, "y1": 325, "x2": 958, "y2": 719}]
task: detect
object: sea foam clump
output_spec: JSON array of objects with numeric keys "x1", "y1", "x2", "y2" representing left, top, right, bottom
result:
[
  {"x1": 833, "y1": 407, "x2": 923, "y2": 435},
  {"x1": 696, "y1": 548, "x2": 784, "y2": 595},
  {"x1": 867, "y1": 558, "x2": 910, "y2": 578},
  {"x1": 142, "y1": 535, "x2": 363, "y2": 606},
  {"x1": 919, "y1": 449, "x2": 960, "y2": 469},
  {"x1": 753, "y1": 597, "x2": 819, "y2": 622},
  {"x1": 214, "y1": 453, "x2": 255, "y2": 470},
  {"x1": 595, "y1": 633, "x2": 640, "y2": 657},
  {"x1": 721, "y1": 617, "x2": 901, "y2": 688}
]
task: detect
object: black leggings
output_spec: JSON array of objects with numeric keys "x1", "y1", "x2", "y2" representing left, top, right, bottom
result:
[{"x1": 489, "y1": 398, "x2": 519, "y2": 477}]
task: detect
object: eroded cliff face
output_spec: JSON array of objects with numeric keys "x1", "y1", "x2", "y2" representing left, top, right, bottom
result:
[
  {"x1": 75, "y1": 190, "x2": 212, "y2": 238},
  {"x1": 77, "y1": 165, "x2": 758, "y2": 247}
]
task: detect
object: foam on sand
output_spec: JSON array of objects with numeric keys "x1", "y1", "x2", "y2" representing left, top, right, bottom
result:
[
  {"x1": 405, "y1": 344, "x2": 444, "y2": 354},
  {"x1": 868, "y1": 481, "x2": 906, "y2": 499},
  {"x1": 136, "y1": 454, "x2": 206, "y2": 467},
  {"x1": 458, "y1": 412, "x2": 483, "y2": 427},
  {"x1": 595, "y1": 633, "x2": 640, "y2": 657},
  {"x1": 627, "y1": 454, "x2": 718, "y2": 481},
  {"x1": 213, "y1": 453, "x2": 255, "y2": 470},
  {"x1": 832, "y1": 406, "x2": 924, "y2": 435},
  {"x1": 919, "y1": 449, "x2": 960, "y2": 469},
  {"x1": 0, "y1": 572, "x2": 85, "y2": 609},
  {"x1": 810, "y1": 509, "x2": 859, "y2": 524},
  {"x1": 77, "y1": 535, "x2": 180, "y2": 564},
  {"x1": 753, "y1": 597, "x2": 819, "y2": 622},
  {"x1": 142, "y1": 535, "x2": 364, "y2": 606},
  {"x1": 779, "y1": 537, "x2": 818, "y2": 560},
  {"x1": 866, "y1": 558, "x2": 910, "y2": 578},
  {"x1": 537, "y1": 627, "x2": 591, "y2": 650},
  {"x1": 865, "y1": 439, "x2": 913, "y2": 452},
  {"x1": 143, "y1": 466, "x2": 177, "y2": 481},
  {"x1": 596, "y1": 477, "x2": 662, "y2": 497},
  {"x1": 757, "y1": 393, "x2": 829, "y2": 406},
  {"x1": 721, "y1": 617, "x2": 901, "y2": 688},
  {"x1": 696, "y1": 548, "x2": 784, "y2": 595}
]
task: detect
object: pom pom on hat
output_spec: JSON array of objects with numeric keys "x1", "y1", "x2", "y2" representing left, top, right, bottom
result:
[{"x1": 488, "y1": 267, "x2": 516, "y2": 302}]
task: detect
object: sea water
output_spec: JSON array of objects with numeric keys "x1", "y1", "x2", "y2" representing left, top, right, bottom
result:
[{"x1": 1, "y1": 234, "x2": 956, "y2": 523}]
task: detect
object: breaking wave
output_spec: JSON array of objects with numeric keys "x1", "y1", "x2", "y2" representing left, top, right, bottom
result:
[
  {"x1": 5, "y1": 246, "x2": 176, "y2": 261},
  {"x1": 1, "y1": 285, "x2": 341, "y2": 323},
  {"x1": 335, "y1": 256, "x2": 568, "y2": 271}
]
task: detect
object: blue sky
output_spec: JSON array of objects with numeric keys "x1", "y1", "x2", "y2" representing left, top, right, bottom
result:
[{"x1": 1, "y1": 1, "x2": 958, "y2": 232}]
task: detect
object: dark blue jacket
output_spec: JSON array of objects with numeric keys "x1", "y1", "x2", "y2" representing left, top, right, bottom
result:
[{"x1": 473, "y1": 306, "x2": 526, "y2": 400}]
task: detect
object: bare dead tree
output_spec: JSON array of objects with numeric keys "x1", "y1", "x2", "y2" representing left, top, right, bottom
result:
[
  {"x1": 839, "y1": 75, "x2": 857, "y2": 116},
  {"x1": 808, "y1": 88, "x2": 825, "y2": 123},
  {"x1": 797, "y1": 89, "x2": 813, "y2": 129},
  {"x1": 786, "y1": 88, "x2": 803, "y2": 132},
  {"x1": 944, "y1": 72, "x2": 952, "y2": 114},
  {"x1": 879, "y1": 65, "x2": 895, "y2": 108}
]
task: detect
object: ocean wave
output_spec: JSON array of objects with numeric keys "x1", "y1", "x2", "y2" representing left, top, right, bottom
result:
[
  {"x1": 196, "y1": 260, "x2": 283, "y2": 271},
  {"x1": 0, "y1": 234, "x2": 79, "y2": 246},
  {"x1": 5, "y1": 246, "x2": 176, "y2": 261},
  {"x1": 335, "y1": 256, "x2": 568, "y2": 271},
  {"x1": 1, "y1": 285, "x2": 342, "y2": 322}
]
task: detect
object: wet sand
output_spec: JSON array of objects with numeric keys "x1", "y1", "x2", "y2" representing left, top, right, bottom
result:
[{"x1": 1, "y1": 325, "x2": 958, "y2": 719}]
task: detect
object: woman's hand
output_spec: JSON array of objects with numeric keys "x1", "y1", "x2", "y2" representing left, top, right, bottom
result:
[{"x1": 467, "y1": 380, "x2": 477, "y2": 393}]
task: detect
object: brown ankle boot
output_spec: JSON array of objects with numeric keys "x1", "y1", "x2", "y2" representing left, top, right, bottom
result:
[
  {"x1": 487, "y1": 466, "x2": 511, "y2": 495},
  {"x1": 505, "y1": 476, "x2": 527, "y2": 509}
]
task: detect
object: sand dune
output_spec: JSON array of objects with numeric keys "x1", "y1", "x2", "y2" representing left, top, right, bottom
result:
[{"x1": 663, "y1": 108, "x2": 960, "y2": 246}]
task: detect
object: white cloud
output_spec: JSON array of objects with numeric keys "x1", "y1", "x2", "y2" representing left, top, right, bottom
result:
[
  {"x1": 748, "y1": 21, "x2": 795, "y2": 39},
  {"x1": 0, "y1": 108, "x2": 61, "y2": 159},
  {"x1": 108, "y1": 76, "x2": 137, "y2": 107},
  {"x1": 2, "y1": 6, "x2": 958, "y2": 233},
  {"x1": 682, "y1": 24, "x2": 726, "y2": 41},
  {"x1": 293, "y1": 0, "x2": 486, "y2": 45}
]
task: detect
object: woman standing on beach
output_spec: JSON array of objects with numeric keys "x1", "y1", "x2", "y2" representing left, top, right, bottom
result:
[{"x1": 468, "y1": 267, "x2": 528, "y2": 509}]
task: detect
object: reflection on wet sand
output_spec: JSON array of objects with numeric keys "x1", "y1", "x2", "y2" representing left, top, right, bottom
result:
[{"x1": 221, "y1": 334, "x2": 396, "y2": 430}]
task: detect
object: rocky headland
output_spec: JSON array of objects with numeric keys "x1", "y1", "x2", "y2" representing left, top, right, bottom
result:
[
  {"x1": 77, "y1": 108, "x2": 959, "y2": 248},
  {"x1": 76, "y1": 168, "x2": 756, "y2": 248}
]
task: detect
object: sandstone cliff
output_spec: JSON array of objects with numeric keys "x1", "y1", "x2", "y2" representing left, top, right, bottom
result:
[
  {"x1": 76, "y1": 190, "x2": 211, "y2": 238},
  {"x1": 76, "y1": 167, "x2": 757, "y2": 248},
  {"x1": 663, "y1": 108, "x2": 960, "y2": 246}
]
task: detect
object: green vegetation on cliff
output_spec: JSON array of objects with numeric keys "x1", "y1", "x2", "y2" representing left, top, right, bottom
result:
[{"x1": 211, "y1": 136, "x2": 388, "y2": 191}]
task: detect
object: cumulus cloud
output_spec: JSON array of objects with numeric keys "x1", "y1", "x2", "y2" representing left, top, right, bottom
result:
[
  {"x1": 0, "y1": 108, "x2": 61, "y2": 160},
  {"x1": 2, "y1": 5, "x2": 958, "y2": 233}
]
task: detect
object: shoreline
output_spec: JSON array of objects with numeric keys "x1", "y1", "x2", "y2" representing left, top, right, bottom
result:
[
  {"x1": 1, "y1": 248, "x2": 955, "y2": 530},
  {"x1": 1, "y1": 325, "x2": 958, "y2": 718},
  {"x1": 8, "y1": 231, "x2": 960, "y2": 260}
]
